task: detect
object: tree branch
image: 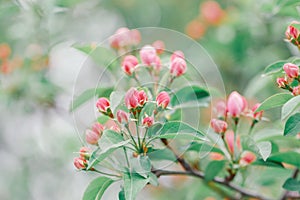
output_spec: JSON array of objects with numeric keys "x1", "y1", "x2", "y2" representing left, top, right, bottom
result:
[{"x1": 158, "y1": 139, "x2": 271, "y2": 200}]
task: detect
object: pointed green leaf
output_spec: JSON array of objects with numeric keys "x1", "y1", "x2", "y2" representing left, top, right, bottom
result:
[
  {"x1": 171, "y1": 86, "x2": 210, "y2": 108},
  {"x1": 123, "y1": 171, "x2": 149, "y2": 200},
  {"x1": 148, "y1": 122, "x2": 206, "y2": 141},
  {"x1": 256, "y1": 93, "x2": 293, "y2": 112},
  {"x1": 263, "y1": 61, "x2": 285, "y2": 76},
  {"x1": 284, "y1": 113, "x2": 300, "y2": 136},
  {"x1": 205, "y1": 160, "x2": 226, "y2": 181},
  {"x1": 83, "y1": 177, "x2": 114, "y2": 200},
  {"x1": 267, "y1": 152, "x2": 300, "y2": 168},
  {"x1": 282, "y1": 96, "x2": 300, "y2": 120},
  {"x1": 257, "y1": 141, "x2": 272, "y2": 161},
  {"x1": 283, "y1": 178, "x2": 300, "y2": 191},
  {"x1": 70, "y1": 87, "x2": 113, "y2": 111}
]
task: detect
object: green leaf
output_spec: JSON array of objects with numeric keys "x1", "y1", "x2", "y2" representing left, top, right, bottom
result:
[
  {"x1": 97, "y1": 115, "x2": 110, "y2": 124},
  {"x1": 83, "y1": 177, "x2": 114, "y2": 200},
  {"x1": 70, "y1": 87, "x2": 113, "y2": 111},
  {"x1": 148, "y1": 121, "x2": 206, "y2": 141},
  {"x1": 123, "y1": 171, "x2": 149, "y2": 200},
  {"x1": 263, "y1": 61, "x2": 285, "y2": 76},
  {"x1": 204, "y1": 160, "x2": 226, "y2": 181},
  {"x1": 186, "y1": 142, "x2": 224, "y2": 155},
  {"x1": 110, "y1": 91, "x2": 125, "y2": 115},
  {"x1": 170, "y1": 86, "x2": 210, "y2": 108},
  {"x1": 252, "y1": 159, "x2": 284, "y2": 168},
  {"x1": 148, "y1": 172, "x2": 159, "y2": 186},
  {"x1": 88, "y1": 130, "x2": 129, "y2": 169},
  {"x1": 256, "y1": 93, "x2": 293, "y2": 112},
  {"x1": 139, "y1": 102, "x2": 156, "y2": 123},
  {"x1": 257, "y1": 141, "x2": 272, "y2": 161},
  {"x1": 267, "y1": 152, "x2": 300, "y2": 168},
  {"x1": 130, "y1": 156, "x2": 151, "y2": 178},
  {"x1": 118, "y1": 188, "x2": 125, "y2": 200},
  {"x1": 147, "y1": 147, "x2": 177, "y2": 162},
  {"x1": 283, "y1": 178, "x2": 300, "y2": 191},
  {"x1": 74, "y1": 45, "x2": 117, "y2": 70},
  {"x1": 282, "y1": 96, "x2": 300, "y2": 120},
  {"x1": 284, "y1": 113, "x2": 300, "y2": 136}
]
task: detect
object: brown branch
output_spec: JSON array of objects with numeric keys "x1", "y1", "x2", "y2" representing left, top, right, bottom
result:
[
  {"x1": 158, "y1": 139, "x2": 271, "y2": 200},
  {"x1": 280, "y1": 169, "x2": 300, "y2": 200}
]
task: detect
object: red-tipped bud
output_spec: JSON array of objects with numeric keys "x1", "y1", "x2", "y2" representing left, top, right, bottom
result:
[
  {"x1": 156, "y1": 91, "x2": 170, "y2": 109},
  {"x1": 110, "y1": 124, "x2": 121, "y2": 133},
  {"x1": 140, "y1": 45, "x2": 157, "y2": 66},
  {"x1": 293, "y1": 85, "x2": 300, "y2": 96},
  {"x1": 252, "y1": 103, "x2": 263, "y2": 120},
  {"x1": 283, "y1": 63, "x2": 299, "y2": 78},
  {"x1": 239, "y1": 151, "x2": 256, "y2": 167},
  {"x1": 210, "y1": 152, "x2": 224, "y2": 161},
  {"x1": 96, "y1": 98, "x2": 110, "y2": 113},
  {"x1": 109, "y1": 27, "x2": 131, "y2": 49},
  {"x1": 170, "y1": 51, "x2": 185, "y2": 62},
  {"x1": 138, "y1": 90, "x2": 148, "y2": 106},
  {"x1": 214, "y1": 100, "x2": 227, "y2": 118},
  {"x1": 122, "y1": 55, "x2": 139, "y2": 76},
  {"x1": 210, "y1": 119, "x2": 227, "y2": 133},
  {"x1": 277, "y1": 77, "x2": 287, "y2": 88},
  {"x1": 73, "y1": 157, "x2": 86, "y2": 170},
  {"x1": 200, "y1": 0, "x2": 225, "y2": 25},
  {"x1": 225, "y1": 130, "x2": 241, "y2": 154},
  {"x1": 227, "y1": 91, "x2": 247, "y2": 117},
  {"x1": 117, "y1": 110, "x2": 129, "y2": 124},
  {"x1": 79, "y1": 147, "x2": 91, "y2": 159},
  {"x1": 152, "y1": 40, "x2": 165, "y2": 55},
  {"x1": 125, "y1": 88, "x2": 139, "y2": 109},
  {"x1": 85, "y1": 129, "x2": 100, "y2": 145},
  {"x1": 142, "y1": 116, "x2": 154, "y2": 127},
  {"x1": 170, "y1": 57, "x2": 187, "y2": 77},
  {"x1": 286, "y1": 25, "x2": 299, "y2": 40},
  {"x1": 92, "y1": 122, "x2": 104, "y2": 135}
]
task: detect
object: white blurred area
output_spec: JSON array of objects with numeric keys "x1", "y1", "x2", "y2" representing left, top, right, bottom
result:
[{"x1": 0, "y1": 2, "x2": 126, "y2": 199}]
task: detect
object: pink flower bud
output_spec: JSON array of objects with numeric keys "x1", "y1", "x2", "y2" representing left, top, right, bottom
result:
[
  {"x1": 109, "y1": 27, "x2": 131, "y2": 49},
  {"x1": 276, "y1": 77, "x2": 287, "y2": 88},
  {"x1": 130, "y1": 29, "x2": 141, "y2": 46},
  {"x1": 225, "y1": 130, "x2": 241, "y2": 154},
  {"x1": 286, "y1": 25, "x2": 299, "y2": 40},
  {"x1": 227, "y1": 91, "x2": 247, "y2": 117},
  {"x1": 214, "y1": 100, "x2": 227, "y2": 118},
  {"x1": 138, "y1": 90, "x2": 148, "y2": 106},
  {"x1": 170, "y1": 57, "x2": 187, "y2": 77},
  {"x1": 156, "y1": 91, "x2": 170, "y2": 109},
  {"x1": 252, "y1": 103, "x2": 263, "y2": 120},
  {"x1": 140, "y1": 45, "x2": 157, "y2": 66},
  {"x1": 85, "y1": 129, "x2": 100, "y2": 145},
  {"x1": 170, "y1": 50, "x2": 185, "y2": 61},
  {"x1": 122, "y1": 55, "x2": 139, "y2": 76},
  {"x1": 117, "y1": 110, "x2": 129, "y2": 124},
  {"x1": 293, "y1": 85, "x2": 300, "y2": 96},
  {"x1": 110, "y1": 124, "x2": 121, "y2": 133},
  {"x1": 239, "y1": 151, "x2": 256, "y2": 166},
  {"x1": 210, "y1": 152, "x2": 224, "y2": 161},
  {"x1": 92, "y1": 122, "x2": 104, "y2": 135},
  {"x1": 73, "y1": 157, "x2": 86, "y2": 170},
  {"x1": 96, "y1": 98, "x2": 110, "y2": 113},
  {"x1": 283, "y1": 63, "x2": 299, "y2": 78},
  {"x1": 210, "y1": 119, "x2": 227, "y2": 133},
  {"x1": 79, "y1": 147, "x2": 91, "y2": 159},
  {"x1": 153, "y1": 56, "x2": 162, "y2": 72},
  {"x1": 152, "y1": 40, "x2": 165, "y2": 55},
  {"x1": 125, "y1": 88, "x2": 139, "y2": 109},
  {"x1": 142, "y1": 116, "x2": 154, "y2": 127}
]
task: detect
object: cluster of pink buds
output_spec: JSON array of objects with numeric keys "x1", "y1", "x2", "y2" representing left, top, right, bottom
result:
[
  {"x1": 210, "y1": 91, "x2": 260, "y2": 165},
  {"x1": 73, "y1": 147, "x2": 92, "y2": 170},
  {"x1": 276, "y1": 63, "x2": 300, "y2": 96},
  {"x1": 109, "y1": 27, "x2": 141, "y2": 52},
  {"x1": 285, "y1": 21, "x2": 300, "y2": 47}
]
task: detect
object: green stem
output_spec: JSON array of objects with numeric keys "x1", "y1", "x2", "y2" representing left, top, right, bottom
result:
[
  {"x1": 133, "y1": 74, "x2": 141, "y2": 87},
  {"x1": 125, "y1": 125, "x2": 139, "y2": 152},
  {"x1": 135, "y1": 123, "x2": 142, "y2": 151},
  {"x1": 248, "y1": 120, "x2": 257, "y2": 135},
  {"x1": 232, "y1": 117, "x2": 239, "y2": 162},
  {"x1": 92, "y1": 169, "x2": 121, "y2": 178}
]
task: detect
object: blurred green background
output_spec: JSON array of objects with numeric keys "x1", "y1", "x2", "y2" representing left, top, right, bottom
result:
[{"x1": 0, "y1": 0, "x2": 299, "y2": 199}]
